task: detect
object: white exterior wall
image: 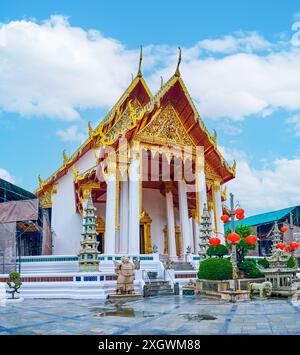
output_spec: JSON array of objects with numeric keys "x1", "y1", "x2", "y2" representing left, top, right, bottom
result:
[
  {"x1": 142, "y1": 188, "x2": 166, "y2": 254},
  {"x1": 51, "y1": 149, "x2": 97, "y2": 255}
]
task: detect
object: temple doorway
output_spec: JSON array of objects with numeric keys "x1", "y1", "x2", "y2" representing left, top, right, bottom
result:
[{"x1": 96, "y1": 217, "x2": 105, "y2": 254}]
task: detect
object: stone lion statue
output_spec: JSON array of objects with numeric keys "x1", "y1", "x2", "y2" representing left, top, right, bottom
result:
[
  {"x1": 248, "y1": 281, "x2": 272, "y2": 298},
  {"x1": 114, "y1": 256, "x2": 135, "y2": 295}
]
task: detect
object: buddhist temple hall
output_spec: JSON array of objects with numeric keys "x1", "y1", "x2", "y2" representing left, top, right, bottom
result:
[{"x1": 35, "y1": 49, "x2": 236, "y2": 259}]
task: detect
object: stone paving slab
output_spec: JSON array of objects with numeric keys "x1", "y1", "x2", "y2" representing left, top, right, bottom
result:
[{"x1": 0, "y1": 297, "x2": 300, "y2": 335}]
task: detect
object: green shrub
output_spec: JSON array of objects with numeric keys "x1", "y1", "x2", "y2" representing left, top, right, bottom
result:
[
  {"x1": 257, "y1": 258, "x2": 270, "y2": 268},
  {"x1": 198, "y1": 258, "x2": 233, "y2": 280},
  {"x1": 239, "y1": 259, "x2": 264, "y2": 278},
  {"x1": 206, "y1": 244, "x2": 229, "y2": 258},
  {"x1": 247, "y1": 268, "x2": 264, "y2": 278},
  {"x1": 287, "y1": 257, "x2": 297, "y2": 268},
  {"x1": 6, "y1": 271, "x2": 22, "y2": 299}
]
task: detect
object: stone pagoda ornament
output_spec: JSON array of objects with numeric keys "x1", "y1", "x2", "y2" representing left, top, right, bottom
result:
[
  {"x1": 257, "y1": 221, "x2": 298, "y2": 298},
  {"x1": 198, "y1": 203, "x2": 213, "y2": 258},
  {"x1": 270, "y1": 221, "x2": 282, "y2": 255},
  {"x1": 78, "y1": 194, "x2": 100, "y2": 272}
]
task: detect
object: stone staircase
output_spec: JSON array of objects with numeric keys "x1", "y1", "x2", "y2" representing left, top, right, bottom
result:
[
  {"x1": 172, "y1": 262, "x2": 195, "y2": 271},
  {"x1": 143, "y1": 280, "x2": 175, "y2": 297}
]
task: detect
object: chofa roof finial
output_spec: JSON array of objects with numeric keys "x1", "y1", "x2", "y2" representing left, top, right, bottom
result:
[
  {"x1": 175, "y1": 47, "x2": 182, "y2": 77},
  {"x1": 137, "y1": 45, "x2": 143, "y2": 77}
]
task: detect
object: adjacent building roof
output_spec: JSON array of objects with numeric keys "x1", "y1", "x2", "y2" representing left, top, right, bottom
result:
[
  {"x1": 225, "y1": 206, "x2": 297, "y2": 231},
  {"x1": 0, "y1": 178, "x2": 36, "y2": 202}
]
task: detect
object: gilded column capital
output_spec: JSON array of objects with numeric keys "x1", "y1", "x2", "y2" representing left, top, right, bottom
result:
[
  {"x1": 165, "y1": 181, "x2": 173, "y2": 194},
  {"x1": 213, "y1": 180, "x2": 221, "y2": 191},
  {"x1": 130, "y1": 140, "x2": 141, "y2": 159}
]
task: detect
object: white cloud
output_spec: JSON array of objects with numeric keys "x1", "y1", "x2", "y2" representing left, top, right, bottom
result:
[
  {"x1": 1, "y1": 16, "x2": 300, "y2": 123},
  {"x1": 0, "y1": 168, "x2": 15, "y2": 183},
  {"x1": 0, "y1": 15, "x2": 138, "y2": 120},
  {"x1": 198, "y1": 31, "x2": 272, "y2": 54},
  {"x1": 286, "y1": 114, "x2": 300, "y2": 136},
  {"x1": 220, "y1": 147, "x2": 300, "y2": 215},
  {"x1": 56, "y1": 125, "x2": 85, "y2": 143}
]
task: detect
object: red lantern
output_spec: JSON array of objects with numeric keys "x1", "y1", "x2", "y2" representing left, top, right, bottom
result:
[
  {"x1": 236, "y1": 213, "x2": 245, "y2": 220},
  {"x1": 209, "y1": 237, "x2": 221, "y2": 248},
  {"x1": 235, "y1": 208, "x2": 244, "y2": 216},
  {"x1": 220, "y1": 214, "x2": 230, "y2": 223},
  {"x1": 276, "y1": 243, "x2": 286, "y2": 250},
  {"x1": 227, "y1": 232, "x2": 241, "y2": 245},
  {"x1": 284, "y1": 246, "x2": 292, "y2": 253},
  {"x1": 289, "y1": 242, "x2": 299, "y2": 250},
  {"x1": 245, "y1": 235, "x2": 257, "y2": 245},
  {"x1": 280, "y1": 226, "x2": 288, "y2": 233}
]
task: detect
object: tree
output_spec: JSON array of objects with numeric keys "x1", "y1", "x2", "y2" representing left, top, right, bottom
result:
[
  {"x1": 226, "y1": 224, "x2": 256, "y2": 265},
  {"x1": 206, "y1": 244, "x2": 229, "y2": 258},
  {"x1": 6, "y1": 271, "x2": 22, "y2": 299}
]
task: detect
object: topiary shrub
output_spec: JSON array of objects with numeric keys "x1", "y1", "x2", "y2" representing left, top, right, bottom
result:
[
  {"x1": 206, "y1": 244, "x2": 229, "y2": 258},
  {"x1": 239, "y1": 259, "x2": 264, "y2": 278},
  {"x1": 198, "y1": 258, "x2": 233, "y2": 280},
  {"x1": 287, "y1": 257, "x2": 297, "y2": 268},
  {"x1": 257, "y1": 258, "x2": 270, "y2": 268},
  {"x1": 6, "y1": 271, "x2": 22, "y2": 299}
]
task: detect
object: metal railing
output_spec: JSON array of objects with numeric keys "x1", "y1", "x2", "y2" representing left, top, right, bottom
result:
[{"x1": 142, "y1": 269, "x2": 152, "y2": 284}]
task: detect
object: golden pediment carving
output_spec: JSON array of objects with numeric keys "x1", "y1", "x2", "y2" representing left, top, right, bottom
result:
[
  {"x1": 205, "y1": 162, "x2": 221, "y2": 181},
  {"x1": 38, "y1": 183, "x2": 57, "y2": 209},
  {"x1": 100, "y1": 98, "x2": 142, "y2": 145},
  {"x1": 136, "y1": 104, "x2": 195, "y2": 147}
]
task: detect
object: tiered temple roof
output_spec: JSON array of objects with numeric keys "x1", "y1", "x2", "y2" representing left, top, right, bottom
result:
[{"x1": 36, "y1": 49, "x2": 235, "y2": 209}]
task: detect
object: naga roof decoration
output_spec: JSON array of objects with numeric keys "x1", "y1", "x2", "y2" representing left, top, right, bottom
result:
[{"x1": 36, "y1": 50, "x2": 235, "y2": 197}]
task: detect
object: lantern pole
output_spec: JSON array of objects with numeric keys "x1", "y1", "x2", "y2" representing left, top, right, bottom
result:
[{"x1": 229, "y1": 192, "x2": 238, "y2": 290}]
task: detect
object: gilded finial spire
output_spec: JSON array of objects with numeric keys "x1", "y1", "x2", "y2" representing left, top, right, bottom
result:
[
  {"x1": 38, "y1": 174, "x2": 43, "y2": 188},
  {"x1": 88, "y1": 121, "x2": 93, "y2": 138},
  {"x1": 175, "y1": 47, "x2": 182, "y2": 77},
  {"x1": 212, "y1": 129, "x2": 217, "y2": 144},
  {"x1": 231, "y1": 160, "x2": 237, "y2": 173},
  {"x1": 160, "y1": 76, "x2": 164, "y2": 89},
  {"x1": 137, "y1": 45, "x2": 143, "y2": 77},
  {"x1": 62, "y1": 149, "x2": 69, "y2": 166},
  {"x1": 72, "y1": 164, "x2": 79, "y2": 181}
]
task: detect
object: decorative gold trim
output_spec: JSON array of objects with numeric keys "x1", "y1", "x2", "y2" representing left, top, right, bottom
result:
[{"x1": 140, "y1": 209, "x2": 152, "y2": 254}]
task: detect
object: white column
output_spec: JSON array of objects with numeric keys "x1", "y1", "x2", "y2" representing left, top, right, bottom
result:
[
  {"x1": 178, "y1": 180, "x2": 191, "y2": 254},
  {"x1": 128, "y1": 145, "x2": 140, "y2": 255},
  {"x1": 214, "y1": 182, "x2": 225, "y2": 243},
  {"x1": 104, "y1": 169, "x2": 116, "y2": 254},
  {"x1": 210, "y1": 207, "x2": 216, "y2": 238},
  {"x1": 195, "y1": 147, "x2": 207, "y2": 254},
  {"x1": 192, "y1": 217, "x2": 198, "y2": 254},
  {"x1": 165, "y1": 183, "x2": 177, "y2": 259},
  {"x1": 119, "y1": 180, "x2": 129, "y2": 254},
  {"x1": 189, "y1": 217, "x2": 194, "y2": 252}
]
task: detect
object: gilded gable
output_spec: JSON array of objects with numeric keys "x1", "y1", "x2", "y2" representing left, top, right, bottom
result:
[{"x1": 135, "y1": 104, "x2": 195, "y2": 146}]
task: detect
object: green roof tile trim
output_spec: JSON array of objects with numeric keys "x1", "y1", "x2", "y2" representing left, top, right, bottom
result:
[
  {"x1": 16, "y1": 255, "x2": 154, "y2": 262},
  {"x1": 140, "y1": 256, "x2": 153, "y2": 260},
  {"x1": 225, "y1": 206, "x2": 296, "y2": 231},
  {"x1": 16, "y1": 256, "x2": 79, "y2": 262}
]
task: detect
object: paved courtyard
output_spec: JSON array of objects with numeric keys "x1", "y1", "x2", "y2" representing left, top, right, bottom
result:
[{"x1": 1, "y1": 296, "x2": 300, "y2": 335}]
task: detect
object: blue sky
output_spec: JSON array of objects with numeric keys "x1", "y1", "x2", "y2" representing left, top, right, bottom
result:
[{"x1": 1, "y1": 0, "x2": 300, "y2": 215}]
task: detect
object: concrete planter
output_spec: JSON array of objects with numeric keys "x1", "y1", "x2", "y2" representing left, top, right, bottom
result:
[
  {"x1": 195, "y1": 278, "x2": 264, "y2": 299},
  {"x1": 220, "y1": 291, "x2": 250, "y2": 302}
]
